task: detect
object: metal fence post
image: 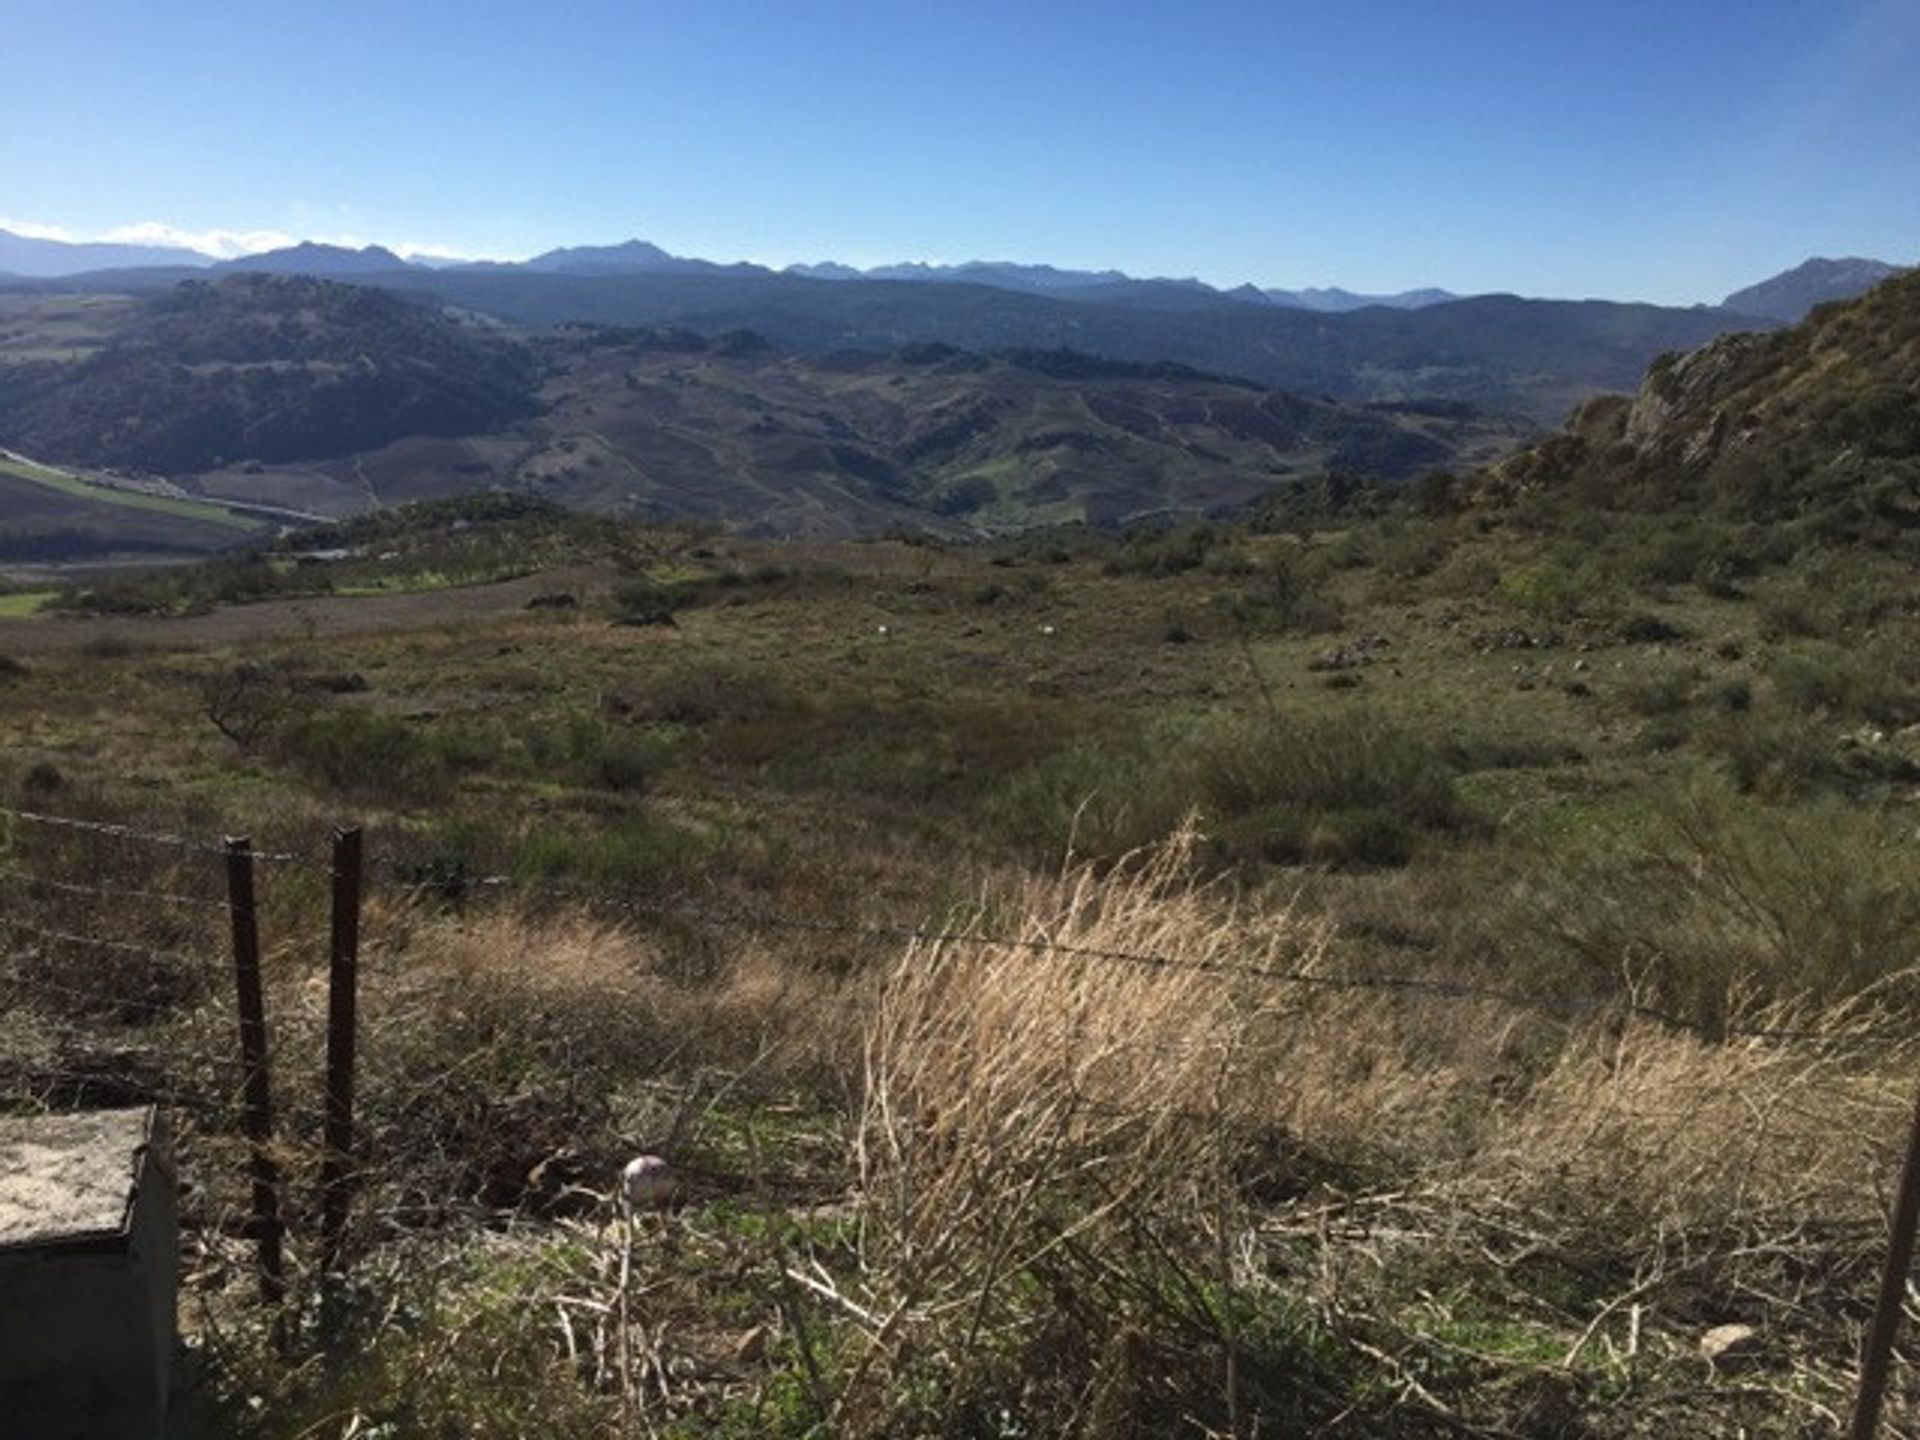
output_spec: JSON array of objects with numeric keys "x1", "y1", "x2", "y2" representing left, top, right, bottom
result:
[
  {"x1": 224, "y1": 835, "x2": 286, "y2": 1312},
  {"x1": 320, "y1": 826, "x2": 363, "y2": 1344},
  {"x1": 1850, "y1": 1081, "x2": 1920, "y2": 1438}
]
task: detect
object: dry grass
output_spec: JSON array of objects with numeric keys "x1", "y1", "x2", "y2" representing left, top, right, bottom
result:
[
  {"x1": 8, "y1": 819, "x2": 1918, "y2": 1434},
  {"x1": 829, "y1": 829, "x2": 1918, "y2": 1434}
]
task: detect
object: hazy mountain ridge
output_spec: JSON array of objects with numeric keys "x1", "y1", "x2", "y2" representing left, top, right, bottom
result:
[
  {"x1": 18, "y1": 226, "x2": 1883, "y2": 318},
  {"x1": 1721, "y1": 256, "x2": 1908, "y2": 322},
  {"x1": 0, "y1": 227, "x2": 216, "y2": 278},
  {"x1": 216, "y1": 242, "x2": 417, "y2": 276},
  {"x1": 365, "y1": 268, "x2": 1765, "y2": 424},
  {"x1": 1262, "y1": 285, "x2": 1459, "y2": 311},
  {"x1": 0, "y1": 257, "x2": 1776, "y2": 427}
]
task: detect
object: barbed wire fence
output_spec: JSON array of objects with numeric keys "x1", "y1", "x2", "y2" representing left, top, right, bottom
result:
[{"x1": 2, "y1": 799, "x2": 1918, "y2": 1424}]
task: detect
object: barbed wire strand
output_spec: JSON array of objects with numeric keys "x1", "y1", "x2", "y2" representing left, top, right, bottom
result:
[
  {"x1": 395, "y1": 866, "x2": 1888, "y2": 1049},
  {"x1": 0, "y1": 866, "x2": 228, "y2": 913},
  {"x1": 0, "y1": 799, "x2": 1896, "y2": 1051},
  {"x1": 0, "y1": 805, "x2": 320, "y2": 866}
]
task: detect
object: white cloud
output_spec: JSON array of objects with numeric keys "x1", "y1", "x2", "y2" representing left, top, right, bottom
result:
[
  {"x1": 0, "y1": 217, "x2": 81, "y2": 243},
  {"x1": 0, "y1": 216, "x2": 408, "y2": 260},
  {"x1": 97, "y1": 221, "x2": 303, "y2": 259},
  {"x1": 392, "y1": 240, "x2": 480, "y2": 262},
  {"x1": 1, "y1": 216, "x2": 514, "y2": 264}
]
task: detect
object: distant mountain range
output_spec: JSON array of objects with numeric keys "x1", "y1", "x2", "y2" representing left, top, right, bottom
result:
[
  {"x1": 3, "y1": 224, "x2": 1900, "y2": 319},
  {"x1": 0, "y1": 257, "x2": 1778, "y2": 425},
  {"x1": 1, "y1": 228, "x2": 1910, "y2": 447}
]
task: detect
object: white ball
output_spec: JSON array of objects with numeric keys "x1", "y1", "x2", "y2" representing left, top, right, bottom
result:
[{"x1": 621, "y1": 1154, "x2": 676, "y2": 1207}]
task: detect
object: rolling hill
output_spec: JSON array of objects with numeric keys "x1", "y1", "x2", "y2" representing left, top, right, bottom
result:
[
  {"x1": 0, "y1": 274, "x2": 539, "y2": 474},
  {"x1": 4, "y1": 256, "x2": 1775, "y2": 427},
  {"x1": 0, "y1": 276, "x2": 1536, "y2": 552}
]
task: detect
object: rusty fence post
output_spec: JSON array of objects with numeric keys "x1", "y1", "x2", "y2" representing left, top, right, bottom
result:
[
  {"x1": 319, "y1": 826, "x2": 363, "y2": 1345},
  {"x1": 224, "y1": 835, "x2": 286, "y2": 1312},
  {"x1": 1850, "y1": 1081, "x2": 1920, "y2": 1439}
]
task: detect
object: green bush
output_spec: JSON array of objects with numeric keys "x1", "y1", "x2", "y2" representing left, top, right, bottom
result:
[
  {"x1": 986, "y1": 715, "x2": 1464, "y2": 869},
  {"x1": 1498, "y1": 562, "x2": 1581, "y2": 620},
  {"x1": 273, "y1": 708, "x2": 449, "y2": 801},
  {"x1": 984, "y1": 739, "x2": 1168, "y2": 859},
  {"x1": 1619, "y1": 664, "x2": 1701, "y2": 718},
  {"x1": 1692, "y1": 710, "x2": 1840, "y2": 799},
  {"x1": 1518, "y1": 781, "x2": 1920, "y2": 1024},
  {"x1": 1771, "y1": 643, "x2": 1920, "y2": 727},
  {"x1": 515, "y1": 816, "x2": 708, "y2": 893},
  {"x1": 522, "y1": 712, "x2": 671, "y2": 792}
]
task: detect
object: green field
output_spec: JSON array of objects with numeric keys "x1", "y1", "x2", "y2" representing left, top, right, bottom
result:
[
  {"x1": 0, "y1": 453, "x2": 261, "y2": 531},
  {"x1": 0, "y1": 591, "x2": 54, "y2": 617}
]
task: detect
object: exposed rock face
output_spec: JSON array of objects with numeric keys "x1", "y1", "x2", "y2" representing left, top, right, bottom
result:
[{"x1": 1623, "y1": 331, "x2": 1772, "y2": 463}]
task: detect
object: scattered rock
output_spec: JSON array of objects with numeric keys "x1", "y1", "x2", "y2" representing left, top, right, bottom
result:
[
  {"x1": 1698, "y1": 1323, "x2": 1761, "y2": 1366},
  {"x1": 289, "y1": 671, "x2": 369, "y2": 695},
  {"x1": 1617, "y1": 613, "x2": 1686, "y2": 644},
  {"x1": 734, "y1": 1325, "x2": 770, "y2": 1364},
  {"x1": 525, "y1": 592, "x2": 578, "y2": 610},
  {"x1": 1308, "y1": 634, "x2": 1393, "y2": 671},
  {"x1": 1476, "y1": 627, "x2": 1561, "y2": 653}
]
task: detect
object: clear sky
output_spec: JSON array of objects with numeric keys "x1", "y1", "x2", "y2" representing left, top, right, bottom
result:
[{"x1": 3, "y1": 0, "x2": 1916, "y2": 303}]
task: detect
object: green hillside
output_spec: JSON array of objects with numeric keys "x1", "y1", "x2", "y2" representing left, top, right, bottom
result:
[{"x1": 0, "y1": 274, "x2": 538, "y2": 474}]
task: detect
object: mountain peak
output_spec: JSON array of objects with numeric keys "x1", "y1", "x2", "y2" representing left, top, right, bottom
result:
[
  {"x1": 523, "y1": 238, "x2": 750, "y2": 276},
  {"x1": 217, "y1": 242, "x2": 413, "y2": 276},
  {"x1": 1721, "y1": 256, "x2": 1907, "y2": 322}
]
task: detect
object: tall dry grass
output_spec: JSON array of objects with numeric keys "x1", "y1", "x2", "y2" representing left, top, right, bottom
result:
[
  {"x1": 71, "y1": 828, "x2": 1914, "y2": 1434},
  {"x1": 840, "y1": 827, "x2": 1917, "y2": 1433}
]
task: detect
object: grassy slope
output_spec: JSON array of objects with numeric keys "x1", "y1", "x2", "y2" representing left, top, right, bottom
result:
[{"x1": 2, "y1": 495, "x2": 1915, "y2": 1435}]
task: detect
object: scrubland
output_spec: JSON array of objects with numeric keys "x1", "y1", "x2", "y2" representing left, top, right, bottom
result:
[{"x1": 2, "y1": 491, "x2": 1917, "y2": 1436}]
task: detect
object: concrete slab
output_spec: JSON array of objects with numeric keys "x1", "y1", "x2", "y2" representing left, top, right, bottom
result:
[
  {"x1": 0, "y1": 1106, "x2": 178, "y2": 1439},
  {"x1": 0, "y1": 1106, "x2": 153, "y2": 1252}
]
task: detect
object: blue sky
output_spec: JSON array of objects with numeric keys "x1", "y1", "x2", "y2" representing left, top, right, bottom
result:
[{"x1": 3, "y1": 0, "x2": 1915, "y2": 303}]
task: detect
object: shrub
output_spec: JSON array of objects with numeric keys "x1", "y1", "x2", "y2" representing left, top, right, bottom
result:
[
  {"x1": 1771, "y1": 643, "x2": 1920, "y2": 727},
  {"x1": 988, "y1": 716, "x2": 1464, "y2": 869},
  {"x1": 1498, "y1": 562, "x2": 1580, "y2": 619},
  {"x1": 515, "y1": 815, "x2": 708, "y2": 893},
  {"x1": 272, "y1": 707, "x2": 449, "y2": 801},
  {"x1": 1619, "y1": 664, "x2": 1701, "y2": 718},
  {"x1": 1185, "y1": 716, "x2": 1463, "y2": 866},
  {"x1": 1496, "y1": 774, "x2": 1920, "y2": 1033}
]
